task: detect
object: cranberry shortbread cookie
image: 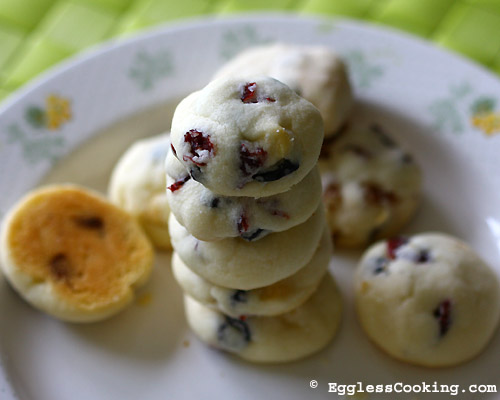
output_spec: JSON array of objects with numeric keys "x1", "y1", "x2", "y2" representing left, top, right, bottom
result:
[
  {"x1": 0, "y1": 185, "x2": 154, "y2": 322},
  {"x1": 172, "y1": 226, "x2": 331, "y2": 317},
  {"x1": 355, "y1": 233, "x2": 500, "y2": 367},
  {"x1": 109, "y1": 134, "x2": 171, "y2": 249},
  {"x1": 170, "y1": 76, "x2": 324, "y2": 198},
  {"x1": 168, "y1": 205, "x2": 325, "y2": 290},
  {"x1": 166, "y1": 150, "x2": 322, "y2": 241},
  {"x1": 184, "y1": 273, "x2": 342, "y2": 363},
  {"x1": 213, "y1": 43, "x2": 353, "y2": 137},
  {"x1": 319, "y1": 123, "x2": 421, "y2": 248}
]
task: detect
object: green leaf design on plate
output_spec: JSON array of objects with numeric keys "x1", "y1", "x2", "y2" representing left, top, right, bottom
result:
[
  {"x1": 429, "y1": 99, "x2": 464, "y2": 134},
  {"x1": 219, "y1": 25, "x2": 272, "y2": 60},
  {"x1": 470, "y1": 96, "x2": 496, "y2": 115},
  {"x1": 343, "y1": 50, "x2": 384, "y2": 89},
  {"x1": 129, "y1": 49, "x2": 174, "y2": 91},
  {"x1": 25, "y1": 106, "x2": 47, "y2": 129},
  {"x1": 316, "y1": 20, "x2": 337, "y2": 34},
  {"x1": 428, "y1": 82, "x2": 472, "y2": 134},
  {"x1": 7, "y1": 124, "x2": 65, "y2": 164}
]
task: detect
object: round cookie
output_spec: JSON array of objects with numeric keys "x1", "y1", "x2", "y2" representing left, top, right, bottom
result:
[
  {"x1": 109, "y1": 134, "x2": 171, "y2": 250},
  {"x1": 318, "y1": 123, "x2": 422, "y2": 248},
  {"x1": 169, "y1": 205, "x2": 325, "y2": 290},
  {"x1": 172, "y1": 226, "x2": 331, "y2": 317},
  {"x1": 0, "y1": 185, "x2": 154, "y2": 322},
  {"x1": 170, "y1": 75, "x2": 324, "y2": 198},
  {"x1": 355, "y1": 233, "x2": 500, "y2": 367},
  {"x1": 184, "y1": 273, "x2": 342, "y2": 363},
  {"x1": 213, "y1": 43, "x2": 353, "y2": 137},
  {"x1": 166, "y1": 150, "x2": 322, "y2": 241}
]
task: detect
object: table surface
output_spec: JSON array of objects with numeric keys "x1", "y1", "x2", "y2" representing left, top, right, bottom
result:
[{"x1": 0, "y1": 0, "x2": 499, "y2": 103}]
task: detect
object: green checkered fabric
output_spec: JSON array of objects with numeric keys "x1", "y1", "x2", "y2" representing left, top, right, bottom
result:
[{"x1": 0, "y1": 0, "x2": 499, "y2": 101}]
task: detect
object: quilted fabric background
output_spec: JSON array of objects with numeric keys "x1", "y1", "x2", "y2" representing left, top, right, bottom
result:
[{"x1": 0, "y1": 0, "x2": 499, "y2": 102}]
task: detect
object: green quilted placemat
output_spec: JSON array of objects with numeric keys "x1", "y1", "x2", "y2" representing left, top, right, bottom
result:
[{"x1": 0, "y1": 0, "x2": 499, "y2": 101}]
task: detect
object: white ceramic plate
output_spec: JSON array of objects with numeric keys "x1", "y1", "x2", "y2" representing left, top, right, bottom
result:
[{"x1": 1, "y1": 14, "x2": 500, "y2": 400}]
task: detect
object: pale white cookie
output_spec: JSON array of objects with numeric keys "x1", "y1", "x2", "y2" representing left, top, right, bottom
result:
[
  {"x1": 318, "y1": 123, "x2": 421, "y2": 248},
  {"x1": 169, "y1": 205, "x2": 325, "y2": 290},
  {"x1": 0, "y1": 185, "x2": 154, "y2": 323},
  {"x1": 170, "y1": 76, "x2": 324, "y2": 198},
  {"x1": 185, "y1": 273, "x2": 342, "y2": 363},
  {"x1": 172, "y1": 226, "x2": 331, "y2": 317},
  {"x1": 214, "y1": 43, "x2": 353, "y2": 137},
  {"x1": 355, "y1": 233, "x2": 500, "y2": 367},
  {"x1": 166, "y1": 150, "x2": 322, "y2": 241},
  {"x1": 109, "y1": 134, "x2": 171, "y2": 250}
]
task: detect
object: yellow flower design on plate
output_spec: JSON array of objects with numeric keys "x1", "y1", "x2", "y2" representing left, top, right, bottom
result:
[{"x1": 46, "y1": 94, "x2": 72, "y2": 130}]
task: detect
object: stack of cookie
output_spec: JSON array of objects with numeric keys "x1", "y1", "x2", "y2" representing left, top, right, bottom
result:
[{"x1": 166, "y1": 76, "x2": 342, "y2": 363}]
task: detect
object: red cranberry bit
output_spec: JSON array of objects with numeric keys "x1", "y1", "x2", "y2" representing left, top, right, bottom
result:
[
  {"x1": 433, "y1": 299, "x2": 452, "y2": 337},
  {"x1": 237, "y1": 213, "x2": 250, "y2": 234},
  {"x1": 416, "y1": 249, "x2": 431, "y2": 263},
  {"x1": 324, "y1": 182, "x2": 342, "y2": 212},
  {"x1": 183, "y1": 129, "x2": 214, "y2": 166},
  {"x1": 241, "y1": 82, "x2": 275, "y2": 103},
  {"x1": 73, "y1": 216, "x2": 104, "y2": 231},
  {"x1": 170, "y1": 143, "x2": 177, "y2": 156},
  {"x1": 344, "y1": 144, "x2": 372, "y2": 159},
  {"x1": 241, "y1": 82, "x2": 258, "y2": 103},
  {"x1": 362, "y1": 182, "x2": 398, "y2": 205},
  {"x1": 252, "y1": 159, "x2": 299, "y2": 182},
  {"x1": 271, "y1": 210, "x2": 290, "y2": 219},
  {"x1": 240, "y1": 142, "x2": 267, "y2": 176},
  {"x1": 167, "y1": 175, "x2": 191, "y2": 192},
  {"x1": 386, "y1": 236, "x2": 408, "y2": 260}
]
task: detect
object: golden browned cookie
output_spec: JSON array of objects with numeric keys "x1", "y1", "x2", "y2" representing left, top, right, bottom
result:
[{"x1": 0, "y1": 185, "x2": 154, "y2": 322}]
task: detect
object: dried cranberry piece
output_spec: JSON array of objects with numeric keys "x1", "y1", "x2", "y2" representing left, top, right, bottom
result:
[
  {"x1": 73, "y1": 216, "x2": 104, "y2": 231},
  {"x1": 344, "y1": 144, "x2": 372, "y2": 159},
  {"x1": 170, "y1": 143, "x2": 177, "y2": 157},
  {"x1": 241, "y1": 228, "x2": 267, "y2": 241},
  {"x1": 433, "y1": 299, "x2": 452, "y2": 337},
  {"x1": 209, "y1": 197, "x2": 220, "y2": 208},
  {"x1": 183, "y1": 129, "x2": 215, "y2": 166},
  {"x1": 324, "y1": 182, "x2": 342, "y2": 212},
  {"x1": 416, "y1": 249, "x2": 431, "y2": 263},
  {"x1": 252, "y1": 159, "x2": 299, "y2": 182},
  {"x1": 241, "y1": 82, "x2": 258, "y2": 103},
  {"x1": 371, "y1": 124, "x2": 396, "y2": 148},
  {"x1": 167, "y1": 175, "x2": 191, "y2": 192},
  {"x1": 230, "y1": 290, "x2": 248, "y2": 304},
  {"x1": 217, "y1": 316, "x2": 251, "y2": 350},
  {"x1": 362, "y1": 182, "x2": 398, "y2": 205},
  {"x1": 241, "y1": 82, "x2": 275, "y2": 103},
  {"x1": 49, "y1": 253, "x2": 72, "y2": 281},
  {"x1": 237, "y1": 213, "x2": 249, "y2": 234},
  {"x1": 240, "y1": 142, "x2": 267, "y2": 176},
  {"x1": 373, "y1": 257, "x2": 389, "y2": 274},
  {"x1": 386, "y1": 236, "x2": 408, "y2": 260},
  {"x1": 271, "y1": 210, "x2": 290, "y2": 219}
]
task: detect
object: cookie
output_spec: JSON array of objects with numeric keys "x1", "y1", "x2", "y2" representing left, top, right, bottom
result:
[
  {"x1": 170, "y1": 76, "x2": 324, "y2": 198},
  {"x1": 213, "y1": 43, "x2": 353, "y2": 137},
  {"x1": 166, "y1": 150, "x2": 322, "y2": 241},
  {"x1": 169, "y1": 205, "x2": 325, "y2": 290},
  {"x1": 172, "y1": 226, "x2": 331, "y2": 317},
  {"x1": 355, "y1": 233, "x2": 500, "y2": 367},
  {"x1": 184, "y1": 273, "x2": 342, "y2": 363},
  {"x1": 318, "y1": 123, "x2": 422, "y2": 248},
  {"x1": 108, "y1": 134, "x2": 171, "y2": 250},
  {"x1": 0, "y1": 185, "x2": 154, "y2": 322}
]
